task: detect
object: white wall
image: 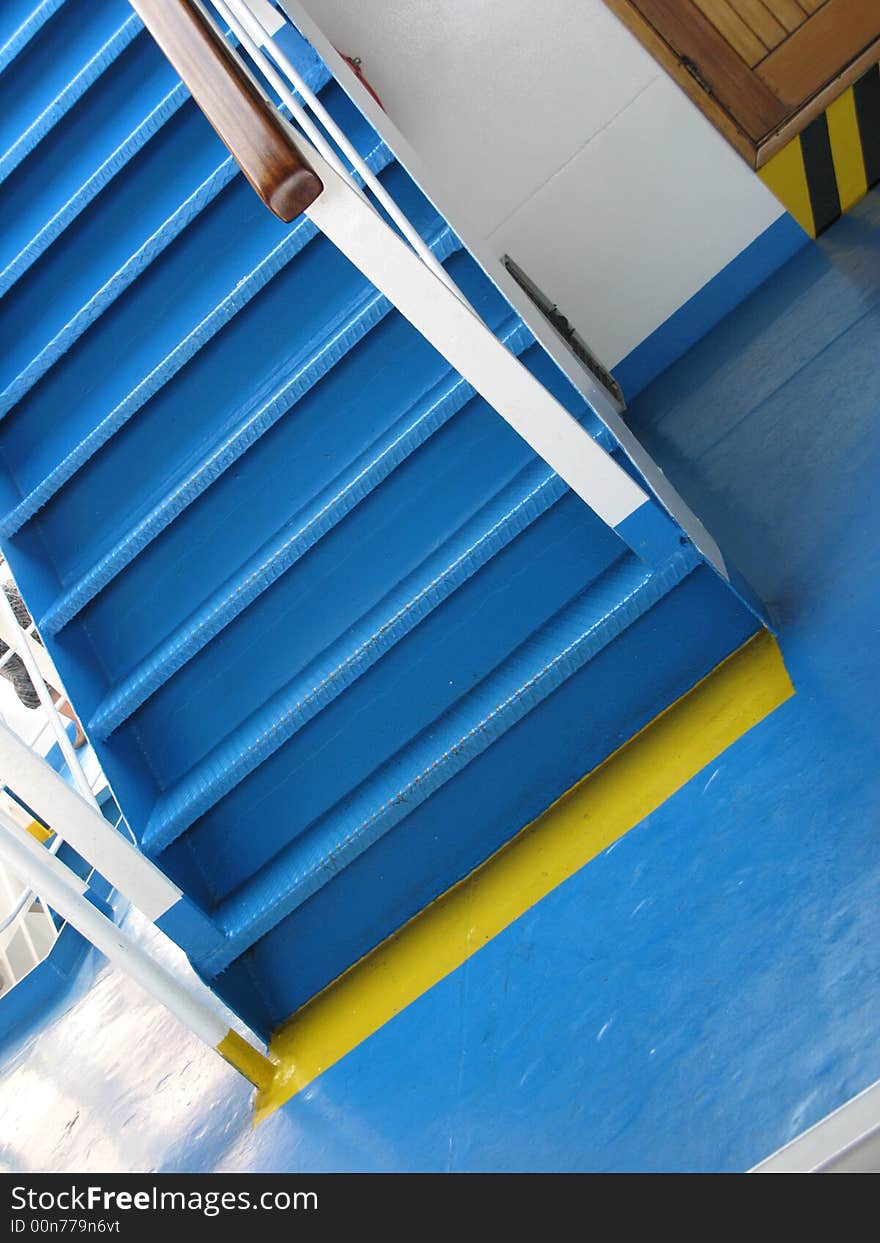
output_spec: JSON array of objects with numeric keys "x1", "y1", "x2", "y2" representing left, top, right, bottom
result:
[{"x1": 297, "y1": 0, "x2": 785, "y2": 368}]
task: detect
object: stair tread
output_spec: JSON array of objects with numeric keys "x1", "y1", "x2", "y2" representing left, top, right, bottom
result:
[
  {"x1": 0, "y1": 42, "x2": 334, "y2": 302},
  {"x1": 0, "y1": 80, "x2": 189, "y2": 301},
  {"x1": 0, "y1": 137, "x2": 396, "y2": 540},
  {"x1": 0, "y1": 0, "x2": 68, "y2": 77},
  {"x1": 89, "y1": 315, "x2": 533, "y2": 740},
  {"x1": 37, "y1": 221, "x2": 459, "y2": 637},
  {"x1": 137, "y1": 495, "x2": 657, "y2": 863},
  {"x1": 140, "y1": 449, "x2": 579, "y2": 857},
  {"x1": 201, "y1": 548, "x2": 699, "y2": 971},
  {"x1": 0, "y1": 4, "x2": 141, "y2": 188},
  {"x1": 0, "y1": 152, "x2": 238, "y2": 424},
  {"x1": 0, "y1": 74, "x2": 366, "y2": 427},
  {"x1": 110, "y1": 354, "x2": 613, "y2": 833},
  {"x1": 70, "y1": 260, "x2": 506, "y2": 687}
]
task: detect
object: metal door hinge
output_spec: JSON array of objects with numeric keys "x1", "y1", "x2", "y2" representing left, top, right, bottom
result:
[
  {"x1": 682, "y1": 56, "x2": 713, "y2": 96},
  {"x1": 501, "y1": 255, "x2": 625, "y2": 408}
]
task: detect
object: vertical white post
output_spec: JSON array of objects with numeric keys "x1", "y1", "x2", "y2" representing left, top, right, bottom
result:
[
  {"x1": 0, "y1": 718, "x2": 182, "y2": 921},
  {"x1": 0, "y1": 579, "x2": 95, "y2": 805},
  {"x1": 0, "y1": 811, "x2": 276, "y2": 1091}
]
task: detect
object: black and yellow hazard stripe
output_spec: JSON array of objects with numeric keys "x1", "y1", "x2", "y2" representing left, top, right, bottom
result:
[{"x1": 761, "y1": 62, "x2": 880, "y2": 238}]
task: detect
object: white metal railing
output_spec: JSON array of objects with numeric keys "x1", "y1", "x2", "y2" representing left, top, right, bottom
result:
[
  {"x1": 189, "y1": 0, "x2": 652, "y2": 541},
  {"x1": 0, "y1": 792, "x2": 63, "y2": 941},
  {"x1": 0, "y1": 818, "x2": 57, "y2": 998},
  {"x1": 0, "y1": 729, "x2": 275, "y2": 1089},
  {"x1": 0, "y1": 558, "x2": 102, "y2": 995},
  {"x1": 210, "y1": 0, "x2": 465, "y2": 300},
  {"x1": 0, "y1": 562, "x2": 274, "y2": 1088},
  {"x1": 0, "y1": 804, "x2": 274, "y2": 1090}
]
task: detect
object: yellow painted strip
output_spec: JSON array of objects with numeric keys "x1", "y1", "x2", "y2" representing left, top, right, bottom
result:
[
  {"x1": 26, "y1": 819, "x2": 52, "y2": 844},
  {"x1": 826, "y1": 88, "x2": 869, "y2": 214},
  {"x1": 217, "y1": 1028, "x2": 277, "y2": 1093},
  {"x1": 760, "y1": 140, "x2": 815, "y2": 237},
  {"x1": 256, "y1": 629, "x2": 793, "y2": 1123}
]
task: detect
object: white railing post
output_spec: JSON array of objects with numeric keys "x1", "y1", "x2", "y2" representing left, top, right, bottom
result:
[
  {"x1": 0, "y1": 718, "x2": 182, "y2": 923},
  {"x1": 0, "y1": 810, "x2": 275, "y2": 1090},
  {"x1": 300, "y1": 145, "x2": 653, "y2": 536},
  {"x1": 0, "y1": 577, "x2": 95, "y2": 805}
]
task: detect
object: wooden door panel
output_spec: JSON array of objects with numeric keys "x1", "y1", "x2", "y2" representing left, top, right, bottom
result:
[
  {"x1": 625, "y1": 0, "x2": 788, "y2": 141},
  {"x1": 727, "y1": 1, "x2": 789, "y2": 54},
  {"x1": 756, "y1": 0, "x2": 880, "y2": 106},
  {"x1": 691, "y1": 0, "x2": 768, "y2": 67},
  {"x1": 605, "y1": 0, "x2": 880, "y2": 164},
  {"x1": 764, "y1": 0, "x2": 815, "y2": 35}
]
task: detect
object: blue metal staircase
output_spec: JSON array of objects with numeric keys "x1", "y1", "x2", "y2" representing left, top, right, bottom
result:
[{"x1": 0, "y1": 2, "x2": 762, "y2": 1037}]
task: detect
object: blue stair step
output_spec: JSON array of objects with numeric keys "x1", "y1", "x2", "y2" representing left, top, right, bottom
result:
[
  {"x1": 217, "y1": 559, "x2": 757, "y2": 1027},
  {"x1": 0, "y1": 70, "x2": 190, "y2": 301},
  {"x1": 61, "y1": 271, "x2": 510, "y2": 697},
  {"x1": 0, "y1": 140, "x2": 402, "y2": 539},
  {"x1": 0, "y1": 82, "x2": 377, "y2": 422},
  {"x1": 139, "y1": 452, "x2": 577, "y2": 861},
  {"x1": 0, "y1": 0, "x2": 141, "y2": 187},
  {"x1": 0, "y1": 2, "x2": 67, "y2": 76},
  {"x1": 202, "y1": 547, "x2": 700, "y2": 976},
  {"x1": 0, "y1": 80, "x2": 363, "y2": 421},
  {"x1": 0, "y1": 36, "x2": 333, "y2": 302},
  {"x1": 32, "y1": 222, "x2": 459, "y2": 636},
  {"x1": 88, "y1": 316, "x2": 535, "y2": 741},
  {"x1": 0, "y1": 90, "x2": 233, "y2": 414}
]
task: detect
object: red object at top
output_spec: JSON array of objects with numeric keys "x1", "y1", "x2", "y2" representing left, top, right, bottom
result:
[{"x1": 337, "y1": 52, "x2": 385, "y2": 110}]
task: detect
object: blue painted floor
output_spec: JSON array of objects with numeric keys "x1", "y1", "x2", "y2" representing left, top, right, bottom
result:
[{"x1": 1, "y1": 190, "x2": 879, "y2": 1173}]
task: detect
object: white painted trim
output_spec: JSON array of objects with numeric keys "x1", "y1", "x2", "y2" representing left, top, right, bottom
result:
[
  {"x1": 215, "y1": 0, "x2": 647, "y2": 528},
  {"x1": 203, "y1": 0, "x2": 657, "y2": 535},
  {"x1": 276, "y1": 0, "x2": 728, "y2": 574},
  {"x1": 239, "y1": 0, "x2": 285, "y2": 37},
  {"x1": 0, "y1": 813, "x2": 228, "y2": 1048},
  {"x1": 752, "y1": 1078, "x2": 880, "y2": 1173},
  {"x1": 0, "y1": 811, "x2": 87, "y2": 896},
  {"x1": 300, "y1": 141, "x2": 648, "y2": 527},
  {"x1": 0, "y1": 722, "x2": 181, "y2": 922}
]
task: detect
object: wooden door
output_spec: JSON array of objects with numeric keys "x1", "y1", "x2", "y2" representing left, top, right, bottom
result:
[{"x1": 604, "y1": 0, "x2": 880, "y2": 165}]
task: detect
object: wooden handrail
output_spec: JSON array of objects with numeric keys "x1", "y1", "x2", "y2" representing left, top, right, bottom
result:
[{"x1": 129, "y1": 0, "x2": 322, "y2": 221}]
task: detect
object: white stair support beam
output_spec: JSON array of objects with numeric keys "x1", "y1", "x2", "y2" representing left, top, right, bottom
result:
[
  {"x1": 208, "y1": 1, "x2": 651, "y2": 531},
  {"x1": 277, "y1": 0, "x2": 728, "y2": 575},
  {"x1": 0, "y1": 720, "x2": 181, "y2": 923},
  {"x1": 0, "y1": 812, "x2": 228, "y2": 1052},
  {"x1": 173, "y1": 4, "x2": 675, "y2": 542},
  {"x1": 0, "y1": 828, "x2": 62, "y2": 938},
  {"x1": 297, "y1": 140, "x2": 649, "y2": 530}
]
